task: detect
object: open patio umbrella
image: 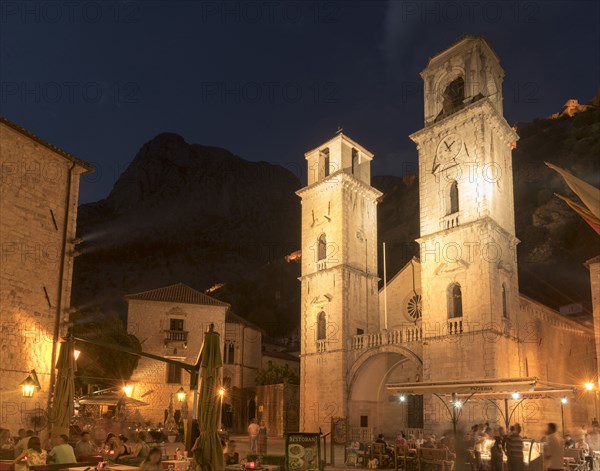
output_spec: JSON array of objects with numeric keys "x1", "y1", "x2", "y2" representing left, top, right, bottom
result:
[
  {"x1": 191, "y1": 324, "x2": 223, "y2": 471},
  {"x1": 51, "y1": 340, "x2": 76, "y2": 438}
]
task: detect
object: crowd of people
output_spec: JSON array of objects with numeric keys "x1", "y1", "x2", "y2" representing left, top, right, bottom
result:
[
  {"x1": 0, "y1": 427, "x2": 164, "y2": 469},
  {"x1": 370, "y1": 420, "x2": 600, "y2": 471}
]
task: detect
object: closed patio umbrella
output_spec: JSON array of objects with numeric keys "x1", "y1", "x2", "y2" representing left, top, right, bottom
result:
[
  {"x1": 51, "y1": 340, "x2": 76, "y2": 438},
  {"x1": 191, "y1": 325, "x2": 223, "y2": 471}
]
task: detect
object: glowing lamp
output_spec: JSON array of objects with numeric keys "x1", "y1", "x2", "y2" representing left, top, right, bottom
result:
[
  {"x1": 122, "y1": 385, "x2": 133, "y2": 397},
  {"x1": 176, "y1": 387, "x2": 187, "y2": 402},
  {"x1": 454, "y1": 400, "x2": 463, "y2": 409},
  {"x1": 20, "y1": 375, "x2": 37, "y2": 398},
  {"x1": 218, "y1": 387, "x2": 225, "y2": 397},
  {"x1": 399, "y1": 395, "x2": 406, "y2": 402},
  {"x1": 561, "y1": 396, "x2": 568, "y2": 404},
  {"x1": 584, "y1": 382, "x2": 594, "y2": 391},
  {"x1": 512, "y1": 392, "x2": 520, "y2": 400},
  {"x1": 74, "y1": 349, "x2": 81, "y2": 360}
]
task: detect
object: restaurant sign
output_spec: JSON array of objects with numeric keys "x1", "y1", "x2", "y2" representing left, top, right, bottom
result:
[{"x1": 285, "y1": 433, "x2": 321, "y2": 471}]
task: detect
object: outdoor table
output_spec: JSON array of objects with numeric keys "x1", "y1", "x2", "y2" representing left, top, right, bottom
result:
[
  {"x1": 106, "y1": 465, "x2": 139, "y2": 471},
  {"x1": 0, "y1": 460, "x2": 15, "y2": 471},
  {"x1": 161, "y1": 460, "x2": 191, "y2": 470}
]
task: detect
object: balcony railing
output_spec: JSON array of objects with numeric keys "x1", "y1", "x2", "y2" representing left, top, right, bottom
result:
[
  {"x1": 316, "y1": 339, "x2": 327, "y2": 353},
  {"x1": 164, "y1": 330, "x2": 188, "y2": 342},
  {"x1": 447, "y1": 318, "x2": 463, "y2": 335},
  {"x1": 440, "y1": 212, "x2": 460, "y2": 230},
  {"x1": 350, "y1": 326, "x2": 422, "y2": 350}
]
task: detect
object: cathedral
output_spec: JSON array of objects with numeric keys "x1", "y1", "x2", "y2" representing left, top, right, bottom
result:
[{"x1": 297, "y1": 36, "x2": 598, "y2": 440}]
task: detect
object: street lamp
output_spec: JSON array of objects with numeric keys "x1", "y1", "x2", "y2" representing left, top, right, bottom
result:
[
  {"x1": 399, "y1": 395, "x2": 406, "y2": 402},
  {"x1": 74, "y1": 349, "x2": 81, "y2": 361},
  {"x1": 20, "y1": 370, "x2": 40, "y2": 398},
  {"x1": 512, "y1": 392, "x2": 520, "y2": 400},
  {"x1": 218, "y1": 387, "x2": 225, "y2": 398},
  {"x1": 584, "y1": 382, "x2": 594, "y2": 391},
  {"x1": 176, "y1": 387, "x2": 187, "y2": 402},
  {"x1": 122, "y1": 384, "x2": 133, "y2": 397}
]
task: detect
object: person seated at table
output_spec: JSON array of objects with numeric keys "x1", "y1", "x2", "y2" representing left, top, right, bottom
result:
[
  {"x1": 396, "y1": 432, "x2": 408, "y2": 447},
  {"x1": 13, "y1": 436, "x2": 47, "y2": 467},
  {"x1": 0, "y1": 428, "x2": 14, "y2": 449},
  {"x1": 48, "y1": 434, "x2": 76, "y2": 464},
  {"x1": 75, "y1": 431, "x2": 98, "y2": 459},
  {"x1": 224, "y1": 440, "x2": 239, "y2": 465},
  {"x1": 119, "y1": 432, "x2": 149, "y2": 463},
  {"x1": 14, "y1": 430, "x2": 33, "y2": 456},
  {"x1": 103, "y1": 434, "x2": 128, "y2": 462},
  {"x1": 375, "y1": 434, "x2": 394, "y2": 454},
  {"x1": 564, "y1": 434, "x2": 576, "y2": 448},
  {"x1": 575, "y1": 437, "x2": 593, "y2": 470},
  {"x1": 140, "y1": 447, "x2": 162, "y2": 471},
  {"x1": 407, "y1": 434, "x2": 418, "y2": 449},
  {"x1": 421, "y1": 436, "x2": 436, "y2": 449}
]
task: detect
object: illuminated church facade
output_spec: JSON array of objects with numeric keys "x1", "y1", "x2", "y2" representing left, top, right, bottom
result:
[{"x1": 297, "y1": 36, "x2": 598, "y2": 439}]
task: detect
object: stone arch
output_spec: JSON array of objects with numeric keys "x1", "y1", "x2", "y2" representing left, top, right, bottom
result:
[
  {"x1": 347, "y1": 346, "x2": 423, "y2": 435},
  {"x1": 347, "y1": 344, "x2": 422, "y2": 393},
  {"x1": 432, "y1": 68, "x2": 466, "y2": 120}
]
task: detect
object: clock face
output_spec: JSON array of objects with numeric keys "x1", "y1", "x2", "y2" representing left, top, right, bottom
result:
[{"x1": 436, "y1": 134, "x2": 463, "y2": 164}]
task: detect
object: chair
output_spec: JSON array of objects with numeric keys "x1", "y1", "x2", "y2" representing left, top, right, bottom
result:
[
  {"x1": 564, "y1": 449, "x2": 587, "y2": 471},
  {"x1": 395, "y1": 445, "x2": 418, "y2": 471},
  {"x1": 418, "y1": 448, "x2": 451, "y2": 471},
  {"x1": 372, "y1": 443, "x2": 392, "y2": 468}
]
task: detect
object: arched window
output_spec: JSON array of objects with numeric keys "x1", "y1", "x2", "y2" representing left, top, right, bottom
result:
[
  {"x1": 317, "y1": 312, "x2": 326, "y2": 340},
  {"x1": 227, "y1": 343, "x2": 235, "y2": 365},
  {"x1": 449, "y1": 181, "x2": 459, "y2": 214},
  {"x1": 318, "y1": 234, "x2": 327, "y2": 261},
  {"x1": 352, "y1": 148, "x2": 359, "y2": 174},
  {"x1": 443, "y1": 77, "x2": 465, "y2": 114},
  {"x1": 502, "y1": 284, "x2": 508, "y2": 318},
  {"x1": 447, "y1": 283, "x2": 463, "y2": 318}
]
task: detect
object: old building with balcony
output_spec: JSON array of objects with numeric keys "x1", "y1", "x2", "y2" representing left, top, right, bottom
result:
[{"x1": 125, "y1": 282, "x2": 298, "y2": 433}]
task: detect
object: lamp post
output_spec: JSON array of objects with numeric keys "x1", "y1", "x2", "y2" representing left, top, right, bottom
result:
[{"x1": 561, "y1": 396, "x2": 568, "y2": 435}]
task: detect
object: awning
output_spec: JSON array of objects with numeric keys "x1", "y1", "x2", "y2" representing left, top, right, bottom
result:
[
  {"x1": 78, "y1": 394, "x2": 148, "y2": 407},
  {"x1": 387, "y1": 377, "x2": 538, "y2": 395}
]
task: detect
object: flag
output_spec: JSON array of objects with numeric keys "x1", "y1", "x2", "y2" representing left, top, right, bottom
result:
[
  {"x1": 545, "y1": 162, "x2": 600, "y2": 218},
  {"x1": 555, "y1": 193, "x2": 600, "y2": 236}
]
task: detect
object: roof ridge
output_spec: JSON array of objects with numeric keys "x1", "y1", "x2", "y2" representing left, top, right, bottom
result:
[{"x1": 125, "y1": 282, "x2": 230, "y2": 307}]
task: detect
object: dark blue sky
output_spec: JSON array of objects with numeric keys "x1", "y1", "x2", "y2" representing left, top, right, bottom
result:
[{"x1": 1, "y1": 0, "x2": 598, "y2": 203}]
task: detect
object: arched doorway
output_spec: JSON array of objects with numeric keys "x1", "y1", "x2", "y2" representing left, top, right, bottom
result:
[
  {"x1": 348, "y1": 349, "x2": 422, "y2": 437},
  {"x1": 248, "y1": 398, "x2": 256, "y2": 422}
]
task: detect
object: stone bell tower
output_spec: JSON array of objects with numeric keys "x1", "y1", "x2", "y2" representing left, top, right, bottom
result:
[
  {"x1": 297, "y1": 132, "x2": 381, "y2": 432},
  {"x1": 409, "y1": 36, "x2": 521, "y2": 391}
]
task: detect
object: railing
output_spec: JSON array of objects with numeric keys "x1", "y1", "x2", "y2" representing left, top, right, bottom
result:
[
  {"x1": 316, "y1": 339, "x2": 327, "y2": 353},
  {"x1": 440, "y1": 212, "x2": 459, "y2": 230},
  {"x1": 348, "y1": 426, "x2": 374, "y2": 442},
  {"x1": 350, "y1": 326, "x2": 422, "y2": 350},
  {"x1": 317, "y1": 259, "x2": 327, "y2": 270},
  {"x1": 164, "y1": 330, "x2": 188, "y2": 342},
  {"x1": 447, "y1": 318, "x2": 463, "y2": 335}
]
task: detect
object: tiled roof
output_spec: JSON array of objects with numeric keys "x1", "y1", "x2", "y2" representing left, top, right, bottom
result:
[
  {"x1": 125, "y1": 283, "x2": 230, "y2": 307},
  {"x1": 0, "y1": 115, "x2": 94, "y2": 173},
  {"x1": 225, "y1": 311, "x2": 264, "y2": 332}
]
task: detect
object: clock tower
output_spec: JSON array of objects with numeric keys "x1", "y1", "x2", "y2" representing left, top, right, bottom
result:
[{"x1": 410, "y1": 36, "x2": 521, "y2": 391}]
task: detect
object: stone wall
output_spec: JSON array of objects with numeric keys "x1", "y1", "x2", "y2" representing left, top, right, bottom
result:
[{"x1": 0, "y1": 120, "x2": 89, "y2": 433}]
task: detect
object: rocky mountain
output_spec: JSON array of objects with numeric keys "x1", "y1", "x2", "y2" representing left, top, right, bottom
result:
[{"x1": 72, "y1": 104, "x2": 600, "y2": 336}]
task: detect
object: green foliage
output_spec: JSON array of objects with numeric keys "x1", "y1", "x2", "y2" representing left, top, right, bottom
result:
[
  {"x1": 255, "y1": 361, "x2": 299, "y2": 386},
  {"x1": 71, "y1": 310, "x2": 142, "y2": 389}
]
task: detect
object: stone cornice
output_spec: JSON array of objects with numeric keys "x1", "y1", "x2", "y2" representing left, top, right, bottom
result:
[
  {"x1": 519, "y1": 295, "x2": 593, "y2": 336},
  {"x1": 296, "y1": 170, "x2": 383, "y2": 201},
  {"x1": 416, "y1": 215, "x2": 520, "y2": 246},
  {"x1": 299, "y1": 263, "x2": 380, "y2": 282},
  {"x1": 410, "y1": 98, "x2": 518, "y2": 148}
]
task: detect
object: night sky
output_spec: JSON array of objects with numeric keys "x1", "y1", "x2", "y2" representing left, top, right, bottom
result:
[{"x1": 1, "y1": 0, "x2": 598, "y2": 203}]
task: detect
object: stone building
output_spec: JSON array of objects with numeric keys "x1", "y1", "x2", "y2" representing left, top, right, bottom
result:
[
  {"x1": 125, "y1": 283, "x2": 266, "y2": 433},
  {"x1": 298, "y1": 36, "x2": 598, "y2": 440},
  {"x1": 0, "y1": 116, "x2": 93, "y2": 432}
]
